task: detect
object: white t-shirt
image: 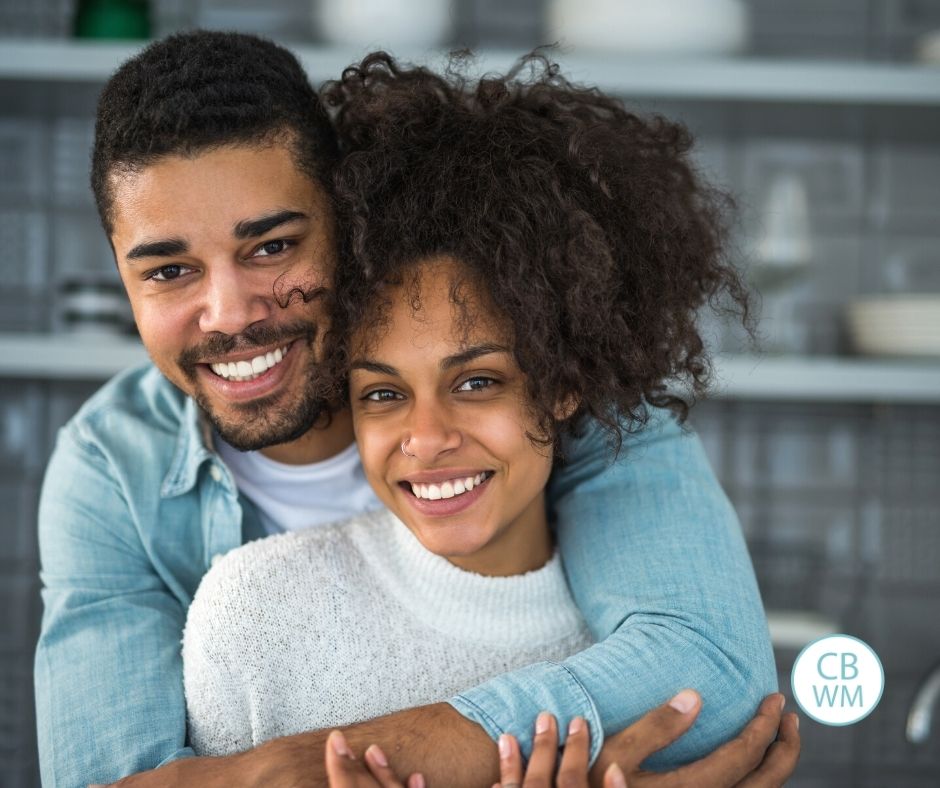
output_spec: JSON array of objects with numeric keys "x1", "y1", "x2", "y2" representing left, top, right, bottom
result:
[{"x1": 215, "y1": 436, "x2": 382, "y2": 535}]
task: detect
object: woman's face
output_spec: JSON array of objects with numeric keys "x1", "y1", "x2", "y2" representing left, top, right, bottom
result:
[{"x1": 348, "y1": 260, "x2": 554, "y2": 576}]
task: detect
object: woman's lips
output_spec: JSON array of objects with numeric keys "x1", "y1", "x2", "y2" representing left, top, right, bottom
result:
[{"x1": 399, "y1": 472, "x2": 493, "y2": 518}]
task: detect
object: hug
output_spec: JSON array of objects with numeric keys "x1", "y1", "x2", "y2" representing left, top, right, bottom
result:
[{"x1": 35, "y1": 31, "x2": 798, "y2": 788}]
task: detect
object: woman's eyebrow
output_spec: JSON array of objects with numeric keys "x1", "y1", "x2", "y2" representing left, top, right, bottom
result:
[
  {"x1": 349, "y1": 359, "x2": 398, "y2": 375},
  {"x1": 441, "y1": 344, "x2": 510, "y2": 370},
  {"x1": 349, "y1": 344, "x2": 509, "y2": 377}
]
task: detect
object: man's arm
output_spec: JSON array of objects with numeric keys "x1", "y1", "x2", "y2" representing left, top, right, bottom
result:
[
  {"x1": 36, "y1": 425, "x2": 194, "y2": 788},
  {"x1": 451, "y1": 406, "x2": 778, "y2": 767},
  {"x1": 110, "y1": 408, "x2": 776, "y2": 788}
]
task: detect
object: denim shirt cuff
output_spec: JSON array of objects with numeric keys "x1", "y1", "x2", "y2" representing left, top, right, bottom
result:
[
  {"x1": 448, "y1": 660, "x2": 605, "y2": 765},
  {"x1": 156, "y1": 746, "x2": 196, "y2": 768}
]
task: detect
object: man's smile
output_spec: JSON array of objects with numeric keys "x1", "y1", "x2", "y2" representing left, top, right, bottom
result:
[{"x1": 207, "y1": 341, "x2": 294, "y2": 382}]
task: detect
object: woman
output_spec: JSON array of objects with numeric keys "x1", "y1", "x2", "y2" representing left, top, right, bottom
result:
[{"x1": 182, "y1": 52, "x2": 774, "y2": 784}]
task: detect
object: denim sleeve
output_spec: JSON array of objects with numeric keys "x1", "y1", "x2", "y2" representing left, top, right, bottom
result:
[
  {"x1": 450, "y1": 407, "x2": 777, "y2": 767},
  {"x1": 35, "y1": 426, "x2": 193, "y2": 788}
]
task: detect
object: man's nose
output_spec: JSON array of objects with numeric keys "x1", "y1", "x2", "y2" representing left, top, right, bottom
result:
[
  {"x1": 404, "y1": 399, "x2": 462, "y2": 463},
  {"x1": 198, "y1": 266, "x2": 273, "y2": 336}
]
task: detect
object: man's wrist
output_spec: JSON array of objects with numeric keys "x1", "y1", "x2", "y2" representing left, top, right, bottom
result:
[{"x1": 341, "y1": 703, "x2": 499, "y2": 787}]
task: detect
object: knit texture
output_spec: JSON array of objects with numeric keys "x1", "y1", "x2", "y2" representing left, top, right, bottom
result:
[{"x1": 182, "y1": 508, "x2": 594, "y2": 755}]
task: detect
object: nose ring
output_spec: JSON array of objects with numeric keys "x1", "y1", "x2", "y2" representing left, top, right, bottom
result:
[{"x1": 401, "y1": 438, "x2": 416, "y2": 458}]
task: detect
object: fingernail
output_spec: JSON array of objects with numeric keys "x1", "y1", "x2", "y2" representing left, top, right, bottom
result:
[
  {"x1": 498, "y1": 734, "x2": 512, "y2": 759},
  {"x1": 367, "y1": 744, "x2": 388, "y2": 767},
  {"x1": 778, "y1": 694, "x2": 786, "y2": 712},
  {"x1": 568, "y1": 717, "x2": 584, "y2": 735},
  {"x1": 793, "y1": 714, "x2": 800, "y2": 730},
  {"x1": 330, "y1": 730, "x2": 352, "y2": 757},
  {"x1": 606, "y1": 763, "x2": 627, "y2": 788},
  {"x1": 669, "y1": 689, "x2": 698, "y2": 714},
  {"x1": 411, "y1": 775, "x2": 426, "y2": 788},
  {"x1": 536, "y1": 712, "x2": 552, "y2": 734}
]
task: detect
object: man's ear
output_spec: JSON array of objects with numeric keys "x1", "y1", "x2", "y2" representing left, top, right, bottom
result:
[{"x1": 553, "y1": 394, "x2": 580, "y2": 422}]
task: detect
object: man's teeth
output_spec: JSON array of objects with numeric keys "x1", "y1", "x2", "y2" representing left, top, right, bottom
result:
[
  {"x1": 209, "y1": 345, "x2": 289, "y2": 382},
  {"x1": 410, "y1": 472, "x2": 492, "y2": 501}
]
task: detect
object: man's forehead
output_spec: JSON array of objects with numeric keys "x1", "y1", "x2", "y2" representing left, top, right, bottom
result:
[{"x1": 108, "y1": 145, "x2": 326, "y2": 243}]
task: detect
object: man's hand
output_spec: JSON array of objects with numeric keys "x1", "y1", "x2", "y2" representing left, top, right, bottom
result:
[{"x1": 589, "y1": 691, "x2": 800, "y2": 788}]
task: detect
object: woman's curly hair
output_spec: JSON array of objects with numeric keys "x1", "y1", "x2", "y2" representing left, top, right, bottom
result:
[{"x1": 318, "y1": 51, "x2": 750, "y2": 454}]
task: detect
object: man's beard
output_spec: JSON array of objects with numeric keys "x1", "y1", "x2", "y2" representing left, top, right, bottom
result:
[{"x1": 178, "y1": 319, "x2": 333, "y2": 452}]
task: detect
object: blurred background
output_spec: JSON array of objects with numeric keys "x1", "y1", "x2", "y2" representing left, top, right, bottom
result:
[{"x1": 1, "y1": 0, "x2": 940, "y2": 785}]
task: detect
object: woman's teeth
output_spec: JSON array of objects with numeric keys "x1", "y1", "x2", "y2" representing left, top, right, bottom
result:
[
  {"x1": 410, "y1": 472, "x2": 493, "y2": 501},
  {"x1": 209, "y1": 345, "x2": 290, "y2": 382}
]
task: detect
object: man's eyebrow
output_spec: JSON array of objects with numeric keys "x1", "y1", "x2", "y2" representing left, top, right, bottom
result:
[
  {"x1": 441, "y1": 344, "x2": 510, "y2": 370},
  {"x1": 125, "y1": 238, "x2": 188, "y2": 261},
  {"x1": 349, "y1": 345, "x2": 510, "y2": 376},
  {"x1": 233, "y1": 210, "x2": 308, "y2": 240}
]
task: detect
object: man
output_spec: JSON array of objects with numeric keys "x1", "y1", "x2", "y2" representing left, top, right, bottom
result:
[{"x1": 35, "y1": 31, "x2": 791, "y2": 788}]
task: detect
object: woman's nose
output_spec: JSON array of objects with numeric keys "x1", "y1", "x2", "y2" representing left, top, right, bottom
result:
[{"x1": 404, "y1": 400, "x2": 462, "y2": 462}]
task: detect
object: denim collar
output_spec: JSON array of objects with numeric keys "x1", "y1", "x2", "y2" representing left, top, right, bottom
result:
[{"x1": 161, "y1": 396, "x2": 216, "y2": 499}]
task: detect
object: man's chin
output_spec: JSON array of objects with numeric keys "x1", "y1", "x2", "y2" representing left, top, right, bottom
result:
[{"x1": 197, "y1": 391, "x2": 328, "y2": 453}]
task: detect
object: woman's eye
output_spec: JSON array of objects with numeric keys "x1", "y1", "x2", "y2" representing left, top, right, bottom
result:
[
  {"x1": 147, "y1": 264, "x2": 191, "y2": 282},
  {"x1": 364, "y1": 389, "x2": 401, "y2": 402},
  {"x1": 254, "y1": 239, "x2": 292, "y2": 257},
  {"x1": 456, "y1": 376, "x2": 496, "y2": 392}
]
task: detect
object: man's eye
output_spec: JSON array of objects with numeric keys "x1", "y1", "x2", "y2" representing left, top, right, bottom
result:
[
  {"x1": 455, "y1": 377, "x2": 496, "y2": 392},
  {"x1": 148, "y1": 265, "x2": 191, "y2": 282},
  {"x1": 254, "y1": 239, "x2": 293, "y2": 257},
  {"x1": 364, "y1": 389, "x2": 402, "y2": 402}
]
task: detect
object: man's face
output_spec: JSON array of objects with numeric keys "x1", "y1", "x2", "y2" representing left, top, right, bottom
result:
[{"x1": 110, "y1": 143, "x2": 335, "y2": 450}]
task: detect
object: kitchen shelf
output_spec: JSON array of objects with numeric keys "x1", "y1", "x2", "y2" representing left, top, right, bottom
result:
[
  {"x1": 3, "y1": 333, "x2": 940, "y2": 402},
  {"x1": 3, "y1": 39, "x2": 940, "y2": 105},
  {"x1": 710, "y1": 354, "x2": 940, "y2": 403}
]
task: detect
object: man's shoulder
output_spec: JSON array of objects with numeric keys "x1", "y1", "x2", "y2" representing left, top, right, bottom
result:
[{"x1": 64, "y1": 362, "x2": 189, "y2": 449}]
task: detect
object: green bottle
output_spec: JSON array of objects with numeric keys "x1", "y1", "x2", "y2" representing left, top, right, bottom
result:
[{"x1": 73, "y1": 0, "x2": 151, "y2": 39}]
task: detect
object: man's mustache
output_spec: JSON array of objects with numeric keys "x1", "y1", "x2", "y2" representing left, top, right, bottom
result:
[{"x1": 177, "y1": 320, "x2": 319, "y2": 379}]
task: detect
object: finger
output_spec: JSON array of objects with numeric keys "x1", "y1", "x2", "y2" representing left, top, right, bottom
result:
[
  {"x1": 603, "y1": 763, "x2": 628, "y2": 788},
  {"x1": 364, "y1": 744, "x2": 407, "y2": 787},
  {"x1": 325, "y1": 730, "x2": 374, "y2": 787},
  {"x1": 407, "y1": 775, "x2": 426, "y2": 788},
  {"x1": 734, "y1": 712, "x2": 801, "y2": 788},
  {"x1": 650, "y1": 693, "x2": 785, "y2": 788},
  {"x1": 604, "y1": 689, "x2": 702, "y2": 773},
  {"x1": 498, "y1": 733, "x2": 524, "y2": 788},
  {"x1": 556, "y1": 717, "x2": 590, "y2": 787},
  {"x1": 523, "y1": 712, "x2": 559, "y2": 786}
]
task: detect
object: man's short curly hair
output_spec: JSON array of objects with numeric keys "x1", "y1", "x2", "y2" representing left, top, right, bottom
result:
[
  {"x1": 321, "y1": 52, "x2": 750, "y2": 453},
  {"x1": 92, "y1": 30, "x2": 338, "y2": 235}
]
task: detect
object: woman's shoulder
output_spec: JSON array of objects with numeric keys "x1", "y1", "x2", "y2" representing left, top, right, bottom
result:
[{"x1": 190, "y1": 511, "x2": 390, "y2": 611}]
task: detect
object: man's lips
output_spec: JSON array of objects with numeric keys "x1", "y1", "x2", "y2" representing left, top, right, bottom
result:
[
  {"x1": 195, "y1": 340, "x2": 300, "y2": 401},
  {"x1": 203, "y1": 341, "x2": 294, "y2": 382}
]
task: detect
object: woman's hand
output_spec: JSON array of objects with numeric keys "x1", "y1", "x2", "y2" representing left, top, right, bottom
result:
[
  {"x1": 496, "y1": 712, "x2": 626, "y2": 788},
  {"x1": 497, "y1": 691, "x2": 800, "y2": 788}
]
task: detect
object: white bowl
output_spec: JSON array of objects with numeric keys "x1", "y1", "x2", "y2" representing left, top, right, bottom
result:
[{"x1": 547, "y1": 0, "x2": 750, "y2": 56}]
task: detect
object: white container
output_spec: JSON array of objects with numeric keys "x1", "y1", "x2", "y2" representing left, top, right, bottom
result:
[
  {"x1": 547, "y1": 0, "x2": 749, "y2": 57},
  {"x1": 315, "y1": 0, "x2": 454, "y2": 50}
]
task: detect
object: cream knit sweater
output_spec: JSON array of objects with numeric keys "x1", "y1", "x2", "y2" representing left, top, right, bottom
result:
[{"x1": 182, "y1": 508, "x2": 594, "y2": 756}]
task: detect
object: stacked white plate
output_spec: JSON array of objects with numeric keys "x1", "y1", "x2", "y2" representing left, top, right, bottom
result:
[{"x1": 846, "y1": 296, "x2": 940, "y2": 358}]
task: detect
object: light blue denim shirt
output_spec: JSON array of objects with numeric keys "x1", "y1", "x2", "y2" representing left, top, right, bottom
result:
[{"x1": 36, "y1": 364, "x2": 776, "y2": 787}]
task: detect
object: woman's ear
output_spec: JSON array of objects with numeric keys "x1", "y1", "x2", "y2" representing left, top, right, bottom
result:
[{"x1": 553, "y1": 394, "x2": 580, "y2": 422}]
